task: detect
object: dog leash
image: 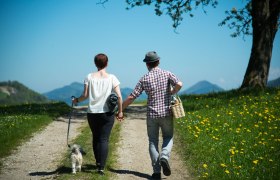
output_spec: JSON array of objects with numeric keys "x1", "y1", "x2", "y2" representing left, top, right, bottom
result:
[{"x1": 67, "y1": 96, "x2": 76, "y2": 148}]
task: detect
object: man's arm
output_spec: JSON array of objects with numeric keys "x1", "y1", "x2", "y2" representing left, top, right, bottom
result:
[
  {"x1": 171, "y1": 81, "x2": 183, "y2": 95},
  {"x1": 122, "y1": 95, "x2": 136, "y2": 110}
]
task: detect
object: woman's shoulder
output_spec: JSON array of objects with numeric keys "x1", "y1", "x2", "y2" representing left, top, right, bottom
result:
[
  {"x1": 108, "y1": 73, "x2": 118, "y2": 79},
  {"x1": 85, "y1": 73, "x2": 93, "y2": 79}
]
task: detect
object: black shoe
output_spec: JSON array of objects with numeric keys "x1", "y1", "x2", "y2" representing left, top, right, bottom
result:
[
  {"x1": 160, "y1": 158, "x2": 171, "y2": 176},
  {"x1": 96, "y1": 163, "x2": 101, "y2": 169},
  {"x1": 151, "y1": 173, "x2": 161, "y2": 179},
  {"x1": 97, "y1": 170, "x2": 105, "y2": 176}
]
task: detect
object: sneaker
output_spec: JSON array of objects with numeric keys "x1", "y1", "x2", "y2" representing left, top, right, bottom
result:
[
  {"x1": 160, "y1": 158, "x2": 171, "y2": 176},
  {"x1": 151, "y1": 173, "x2": 161, "y2": 179},
  {"x1": 97, "y1": 170, "x2": 105, "y2": 176}
]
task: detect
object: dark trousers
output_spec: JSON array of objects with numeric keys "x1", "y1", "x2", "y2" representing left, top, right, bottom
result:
[{"x1": 87, "y1": 112, "x2": 114, "y2": 170}]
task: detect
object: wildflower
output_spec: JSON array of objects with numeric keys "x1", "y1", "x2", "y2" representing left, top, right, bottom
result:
[
  {"x1": 225, "y1": 169, "x2": 230, "y2": 174},
  {"x1": 253, "y1": 160, "x2": 259, "y2": 165},
  {"x1": 203, "y1": 164, "x2": 208, "y2": 169},
  {"x1": 220, "y1": 163, "x2": 227, "y2": 167}
]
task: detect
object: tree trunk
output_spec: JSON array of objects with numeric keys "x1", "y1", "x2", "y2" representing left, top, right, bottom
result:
[{"x1": 240, "y1": 0, "x2": 279, "y2": 89}]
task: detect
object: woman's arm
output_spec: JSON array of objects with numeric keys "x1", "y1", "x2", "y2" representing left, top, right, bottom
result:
[
  {"x1": 73, "y1": 84, "x2": 89, "y2": 103},
  {"x1": 114, "y1": 85, "x2": 124, "y2": 121}
]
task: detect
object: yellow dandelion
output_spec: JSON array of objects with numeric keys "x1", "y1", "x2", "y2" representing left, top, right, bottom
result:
[
  {"x1": 203, "y1": 164, "x2": 208, "y2": 169},
  {"x1": 220, "y1": 163, "x2": 227, "y2": 167},
  {"x1": 253, "y1": 160, "x2": 259, "y2": 165},
  {"x1": 225, "y1": 169, "x2": 230, "y2": 174}
]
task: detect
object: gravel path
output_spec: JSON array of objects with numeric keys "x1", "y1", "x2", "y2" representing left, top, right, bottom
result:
[
  {"x1": 0, "y1": 115, "x2": 86, "y2": 180},
  {"x1": 112, "y1": 105, "x2": 191, "y2": 180}
]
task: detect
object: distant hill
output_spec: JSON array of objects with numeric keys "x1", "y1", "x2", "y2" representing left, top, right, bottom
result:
[
  {"x1": 268, "y1": 77, "x2": 280, "y2": 87},
  {"x1": 43, "y1": 82, "x2": 87, "y2": 105},
  {"x1": 121, "y1": 87, "x2": 147, "y2": 101},
  {"x1": 180, "y1": 80, "x2": 224, "y2": 95},
  {"x1": 0, "y1": 81, "x2": 49, "y2": 105},
  {"x1": 44, "y1": 82, "x2": 147, "y2": 105}
]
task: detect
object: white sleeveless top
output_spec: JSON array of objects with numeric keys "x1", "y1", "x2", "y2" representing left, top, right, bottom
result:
[{"x1": 84, "y1": 73, "x2": 120, "y2": 113}]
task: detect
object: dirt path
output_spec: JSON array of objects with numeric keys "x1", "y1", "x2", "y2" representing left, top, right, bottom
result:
[
  {"x1": 0, "y1": 114, "x2": 86, "y2": 180},
  {"x1": 112, "y1": 105, "x2": 191, "y2": 180}
]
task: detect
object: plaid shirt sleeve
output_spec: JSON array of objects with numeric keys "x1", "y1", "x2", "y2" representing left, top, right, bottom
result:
[
  {"x1": 169, "y1": 72, "x2": 180, "y2": 87},
  {"x1": 130, "y1": 78, "x2": 144, "y2": 98}
]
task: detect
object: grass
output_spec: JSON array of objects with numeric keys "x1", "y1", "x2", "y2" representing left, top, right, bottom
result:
[
  {"x1": 55, "y1": 120, "x2": 121, "y2": 180},
  {"x1": 176, "y1": 88, "x2": 280, "y2": 179},
  {"x1": 0, "y1": 102, "x2": 70, "y2": 162}
]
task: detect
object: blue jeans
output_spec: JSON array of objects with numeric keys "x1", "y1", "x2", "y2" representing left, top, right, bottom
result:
[{"x1": 147, "y1": 116, "x2": 174, "y2": 173}]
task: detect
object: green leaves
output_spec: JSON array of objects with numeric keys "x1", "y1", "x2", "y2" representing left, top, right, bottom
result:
[{"x1": 125, "y1": 0, "x2": 218, "y2": 29}]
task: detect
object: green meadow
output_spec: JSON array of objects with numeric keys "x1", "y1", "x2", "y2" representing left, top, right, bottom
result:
[
  {"x1": 0, "y1": 88, "x2": 279, "y2": 179},
  {"x1": 176, "y1": 88, "x2": 280, "y2": 179}
]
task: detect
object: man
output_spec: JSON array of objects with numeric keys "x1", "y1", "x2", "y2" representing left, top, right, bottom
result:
[{"x1": 122, "y1": 51, "x2": 183, "y2": 179}]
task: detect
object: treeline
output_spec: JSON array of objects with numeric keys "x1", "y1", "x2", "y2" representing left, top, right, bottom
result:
[{"x1": 0, "y1": 81, "x2": 49, "y2": 105}]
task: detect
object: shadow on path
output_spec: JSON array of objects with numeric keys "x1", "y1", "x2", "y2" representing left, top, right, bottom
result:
[
  {"x1": 29, "y1": 164, "x2": 97, "y2": 177},
  {"x1": 109, "y1": 168, "x2": 152, "y2": 179}
]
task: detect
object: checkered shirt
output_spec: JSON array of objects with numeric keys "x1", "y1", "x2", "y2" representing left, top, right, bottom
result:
[{"x1": 130, "y1": 67, "x2": 180, "y2": 119}]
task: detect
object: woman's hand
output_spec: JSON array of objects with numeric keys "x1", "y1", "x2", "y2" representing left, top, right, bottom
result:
[
  {"x1": 71, "y1": 97, "x2": 79, "y2": 105},
  {"x1": 116, "y1": 112, "x2": 124, "y2": 122}
]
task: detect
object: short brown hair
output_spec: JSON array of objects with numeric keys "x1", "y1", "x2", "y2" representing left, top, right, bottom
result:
[
  {"x1": 146, "y1": 60, "x2": 159, "y2": 68},
  {"x1": 94, "y1": 53, "x2": 108, "y2": 69}
]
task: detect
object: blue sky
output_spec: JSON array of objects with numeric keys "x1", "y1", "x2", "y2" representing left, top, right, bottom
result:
[{"x1": 0, "y1": 0, "x2": 279, "y2": 93}]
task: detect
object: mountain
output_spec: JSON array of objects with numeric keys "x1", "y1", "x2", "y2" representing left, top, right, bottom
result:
[
  {"x1": 43, "y1": 82, "x2": 86, "y2": 105},
  {"x1": 180, "y1": 80, "x2": 224, "y2": 95},
  {"x1": 267, "y1": 77, "x2": 280, "y2": 87},
  {"x1": 121, "y1": 87, "x2": 147, "y2": 101},
  {"x1": 44, "y1": 82, "x2": 147, "y2": 105},
  {"x1": 0, "y1": 81, "x2": 49, "y2": 105}
]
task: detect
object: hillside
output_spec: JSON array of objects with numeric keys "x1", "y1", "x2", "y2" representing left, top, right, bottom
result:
[
  {"x1": 43, "y1": 82, "x2": 86, "y2": 105},
  {"x1": 44, "y1": 82, "x2": 147, "y2": 105},
  {"x1": 267, "y1": 77, "x2": 280, "y2": 87},
  {"x1": 0, "y1": 81, "x2": 49, "y2": 105},
  {"x1": 180, "y1": 80, "x2": 224, "y2": 95}
]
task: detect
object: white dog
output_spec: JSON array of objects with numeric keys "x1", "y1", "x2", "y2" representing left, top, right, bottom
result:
[{"x1": 70, "y1": 144, "x2": 83, "y2": 174}]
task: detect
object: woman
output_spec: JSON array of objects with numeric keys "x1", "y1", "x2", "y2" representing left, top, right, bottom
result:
[{"x1": 72, "y1": 53, "x2": 124, "y2": 175}]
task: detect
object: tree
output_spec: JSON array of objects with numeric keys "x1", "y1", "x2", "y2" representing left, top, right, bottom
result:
[{"x1": 98, "y1": 0, "x2": 280, "y2": 89}]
